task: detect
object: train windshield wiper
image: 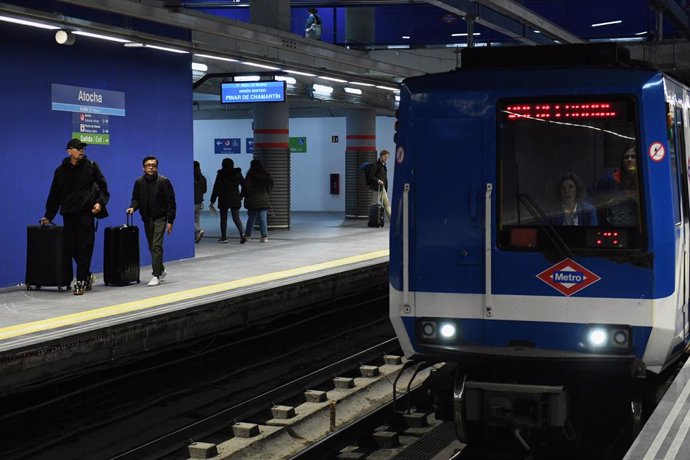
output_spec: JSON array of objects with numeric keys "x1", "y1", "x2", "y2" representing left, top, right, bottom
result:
[{"x1": 516, "y1": 193, "x2": 573, "y2": 260}]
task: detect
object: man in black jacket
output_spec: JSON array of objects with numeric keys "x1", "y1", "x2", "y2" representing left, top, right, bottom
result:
[
  {"x1": 126, "y1": 156, "x2": 176, "y2": 287},
  {"x1": 367, "y1": 149, "x2": 392, "y2": 219},
  {"x1": 41, "y1": 138, "x2": 110, "y2": 295}
]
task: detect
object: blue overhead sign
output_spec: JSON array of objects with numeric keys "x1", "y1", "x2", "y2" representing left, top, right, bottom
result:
[
  {"x1": 215, "y1": 138, "x2": 241, "y2": 154},
  {"x1": 246, "y1": 138, "x2": 254, "y2": 154},
  {"x1": 220, "y1": 81, "x2": 286, "y2": 104},
  {"x1": 52, "y1": 83, "x2": 126, "y2": 116}
]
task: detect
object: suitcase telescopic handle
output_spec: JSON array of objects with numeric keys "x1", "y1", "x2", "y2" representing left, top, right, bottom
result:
[{"x1": 126, "y1": 212, "x2": 134, "y2": 227}]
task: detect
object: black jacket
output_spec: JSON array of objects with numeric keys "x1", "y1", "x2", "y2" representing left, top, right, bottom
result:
[
  {"x1": 243, "y1": 170, "x2": 273, "y2": 210},
  {"x1": 211, "y1": 167, "x2": 245, "y2": 209},
  {"x1": 367, "y1": 159, "x2": 388, "y2": 191},
  {"x1": 129, "y1": 174, "x2": 176, "y2": 223},
  {"x1": 44, "y1": 155, "x2": 109, "y2": 219},
  {"x1": 194, "y1": 170, "x2": 207, "y2": 205}
]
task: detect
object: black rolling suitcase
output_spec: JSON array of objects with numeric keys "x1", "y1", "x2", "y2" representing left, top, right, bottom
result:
[
  {"x1": 103, "y1": 214, "x2": 140, "y2": 286},
  {"x1": 25, "y1": 224, "x2": 72, "y2": 292},
  {"x1": 368, "y1": 203, "x2": 385, "y2": 228},
  {"x1": 367, "y1": 185, "x2": 385, "y2": 228}
]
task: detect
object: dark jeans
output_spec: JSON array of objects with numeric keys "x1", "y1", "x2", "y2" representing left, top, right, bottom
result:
[
  {"x1": 144, "y1": 217, "x2": 166, "y2": 277},
  {"x1": 62, "y1": 211, "x2": 95, "y2": 282},
  {"x1": 220, "y1": 207, "x2": 244, "y2": 239}
]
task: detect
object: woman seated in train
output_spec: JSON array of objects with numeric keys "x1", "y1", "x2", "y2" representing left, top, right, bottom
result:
[{"x1": 550, "y1": 172, "x2": 598, "y2": 226}]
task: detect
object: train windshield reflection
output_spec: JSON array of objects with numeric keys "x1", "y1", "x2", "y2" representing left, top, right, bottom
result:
[{"x1": 497, "y1": 96, "x2": 643, "y2": 251}]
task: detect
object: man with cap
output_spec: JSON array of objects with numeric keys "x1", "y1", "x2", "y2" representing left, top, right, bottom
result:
[{"x1": 41, "y1": 138, "x2": 110, "y2": 295}]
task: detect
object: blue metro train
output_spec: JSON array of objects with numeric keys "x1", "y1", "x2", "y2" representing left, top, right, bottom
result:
[{"x1": 389, "y1": 44, "x2": 690, "y2": 450}]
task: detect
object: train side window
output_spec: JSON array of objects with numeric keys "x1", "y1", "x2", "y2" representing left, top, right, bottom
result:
[
  {"x1": 668, "y1": 107, "x2": 683, "y2": 225},
  {"x1": 497, "y1": 96, "x2": 643, "y2": 252},
  {"x1": 672, "y1": 107, "x2": 690, "y2": 222}
]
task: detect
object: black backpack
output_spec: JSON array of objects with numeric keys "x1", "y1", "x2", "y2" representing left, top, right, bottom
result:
[{"x1": 360, "y1": 161, "x2": 374, "y2": 185}]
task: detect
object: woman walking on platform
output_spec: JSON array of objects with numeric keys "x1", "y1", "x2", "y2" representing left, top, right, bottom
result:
[{"x1": 243, "y1": 159, "x2": 273, "y2": 243}]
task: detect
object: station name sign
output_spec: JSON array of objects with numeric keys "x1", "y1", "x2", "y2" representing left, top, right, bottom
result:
[
  {"x1": 220, "y1": 81, "x2": 286, "y2": 104},
  {"x1": 51, "y1": 83, "x2": 126, "y2": 116}
]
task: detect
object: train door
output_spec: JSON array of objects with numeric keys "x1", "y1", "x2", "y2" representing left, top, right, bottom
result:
[
  {"x1": 668, "y1": 103, "x2": 689, "y2": 339},
  {"x1": 412, "y1": 117, "x2": 485, "y2": 297}
]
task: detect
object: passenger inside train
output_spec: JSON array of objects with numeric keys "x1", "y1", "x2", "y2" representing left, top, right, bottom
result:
[
  {"x1": 550, "y1": 172, "x2": 598, "y2": 226},
  {"x1": 497, "y1": 98, "x2": 642, "y2": 250}
]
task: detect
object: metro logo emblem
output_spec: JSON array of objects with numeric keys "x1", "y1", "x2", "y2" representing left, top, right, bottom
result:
[{"x1": 536, "y1": 258, "x2": 600, "y2": 296}]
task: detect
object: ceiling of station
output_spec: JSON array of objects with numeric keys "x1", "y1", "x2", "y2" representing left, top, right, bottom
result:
[{"x1": 2, "y1": 0, "x2": 690, "y2": 117}]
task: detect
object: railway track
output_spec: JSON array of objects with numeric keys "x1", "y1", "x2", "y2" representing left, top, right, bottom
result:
[{"x1": 0, "y1": 287, "x2": 392, "y2": 459}]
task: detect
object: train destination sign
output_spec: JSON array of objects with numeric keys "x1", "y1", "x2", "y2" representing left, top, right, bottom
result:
[
  {"x1": 502, "y1": 100, "x2": 628, "y2": 121},
  {"x1": 220, "y1": 81, "x2": 286, "y2": 104}
]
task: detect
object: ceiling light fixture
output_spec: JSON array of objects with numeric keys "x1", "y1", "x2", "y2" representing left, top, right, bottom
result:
[
  {"x1": 241, "y1": 61, "x2": 281, "y2": 70},
  {"x1": 344, "y1": 87, "x2": 363, "y2": 95},
  {"x1": 376, "y1": 85, "x2": 399, "y2": 92},
  {"x1": 191, "y1": 62, "x2": 208, "y2": 72},
  {"x1": 234, "y1": 75, "x2": 260, "y2": 82},
  {"x1": 402, "y1": 35, "x2": 411, "y2": 40},
  {"x1": 0, "y1": 15, "x2": 59, "y2": 30},
  {"x1": 72, "y1": 31, "x2": 130, "y2": 43},
  {"x1": 146, "y1": 44, "x2": 188, "y2": 54},
  {"x1": 275, "y1": 76, "x2": 297, "y2": 85},
  {"x1": 591, "y1": 20, "x2": 622, "y2": 28},
  {"x1": 286, "y1": 70, "x2": 317, "y2": 77},
  {"x1": 451, "y1": 32, "x2": 480, "y2": 37},
  {"x1": 312, "y1": 84, "x2": 333, "y2": 95},
  {"x1": 319, "y1": 76, "x2": 348, "y2": 83},
  {"x1": 349, "y1": 81, "x2": 375, "y2": 87},
  {"x1": 194, "y1": 53, "x2": 238, "y2": 63},
  {"x1": 55, "y1": 29, "x2": 76, "y2": 46}
]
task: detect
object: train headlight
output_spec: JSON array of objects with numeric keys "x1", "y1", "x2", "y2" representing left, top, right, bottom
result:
[
  {"x1": 611, "y1": 328, "x2": 630, "y2": 348},
  {"x1": 440, "y1": 323, "x2": 457, "y2": 339},
  {"x1": 417, "y1": 319, "x2": 460, "y2": 344},
  {"x1": 421, "y1": 321, "x2": 437, "y2": 339},
  {"x1": 587, "y1": 328, "x2": 607, "y2": 347},
  {"x1": 585, "y1": 325, "x2": 632, "y2": 353}
]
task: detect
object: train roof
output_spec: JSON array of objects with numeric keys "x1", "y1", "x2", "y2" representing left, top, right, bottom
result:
[{"x1": 401, "y1": 44, "x2": 666, "y2": 93}]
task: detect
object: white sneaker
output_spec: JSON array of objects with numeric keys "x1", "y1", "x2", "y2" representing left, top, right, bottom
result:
[
  {"x1": 159, "y1": 271, "x2": 167, "y2": 281},
  {"x1": 260, "y1": 236, "x2": 268, "y2": 243},
  {"x1": 148, "y1": 276, "x2": 160, "y2": 287}
]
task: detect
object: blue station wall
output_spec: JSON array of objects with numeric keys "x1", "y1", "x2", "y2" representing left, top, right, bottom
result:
[{"x1": 0, "y1": 23, "x2": 195, "y2": 288}]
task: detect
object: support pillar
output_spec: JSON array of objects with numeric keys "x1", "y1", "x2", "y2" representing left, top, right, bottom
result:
[
  {"x1": 250, "y1": 0, "x2": 291, "y2": 230},
  {"x1": 345, "y1": 109, "x2": 376, "y2": 219},
  {"x1": 345, "y1": 8, "x2": 375, "y2": 47},
  {"x1": 254, "y1": 103, "x2": 290, "y2": 229},
  {"x1": 250, "y1": 0, "x2": 290, "y2": 31}
]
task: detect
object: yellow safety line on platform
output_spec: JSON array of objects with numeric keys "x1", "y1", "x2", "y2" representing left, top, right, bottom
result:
[{"x1": 0, "y1": 250, "x2": 389, "y2": 342}]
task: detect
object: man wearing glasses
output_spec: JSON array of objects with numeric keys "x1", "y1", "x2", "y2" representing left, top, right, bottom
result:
[
  {"x1": 126, "y1": 156, "x2": 176, "y2": 286},
  {"x1": 41, "y1": 138, "x2": 110, "y2": 295}
]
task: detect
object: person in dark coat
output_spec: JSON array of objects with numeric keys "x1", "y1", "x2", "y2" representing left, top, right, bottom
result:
[
  {"x1": 210, "y1": 158, "x2": 246, "y2": 243},
  {"x1": 367, "y1": 149, "x2": 391, "y2": 218},
  {"x1": 243, "y1": 159, "x2": 273, "y2": 243},
  {"x1": 193, "y1": 161, "x2": 207, "y2": 243},
  {"x1": 126, "y1": 156, "x2": 176, "y2": 287},
  {"x1": 41, "y1": 138, "x2": 110, "y2": 295},
  {"x1": 591, "y1": 145, "x2": 639, "y2": 226}
]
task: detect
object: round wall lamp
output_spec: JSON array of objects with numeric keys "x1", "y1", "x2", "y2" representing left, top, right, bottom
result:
[{"x1": 55, "y1": 29, "x2": 76, "y2": 46}]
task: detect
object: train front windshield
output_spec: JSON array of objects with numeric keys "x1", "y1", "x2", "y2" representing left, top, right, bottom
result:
[{"x1": 497, "y1": 96, "x2": 643, "y2": 251}]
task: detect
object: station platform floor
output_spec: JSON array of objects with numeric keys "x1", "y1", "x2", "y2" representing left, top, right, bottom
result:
[
  {"x1": 0, "y1": 212, "x2": 389, "y2": 393},
  {"x1": 625, "y1": 354, "x2": 690, "y2": 460}
]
